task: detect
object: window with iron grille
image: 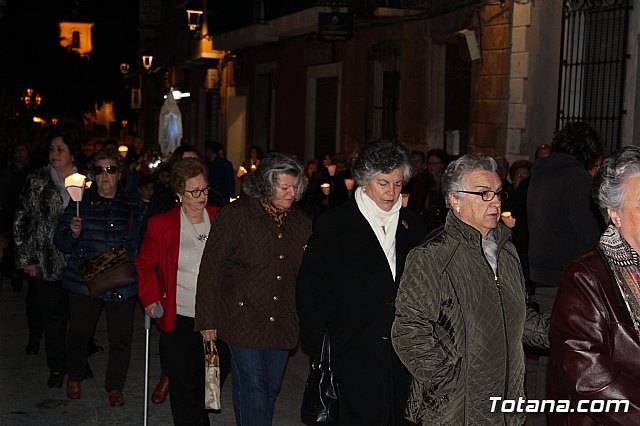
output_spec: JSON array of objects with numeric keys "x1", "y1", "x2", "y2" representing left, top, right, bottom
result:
[
  {"x1": 557, "y1": 0, "x2": 631, "y2": 153},
  {"x1": 367, "y1": 42, "x2": 400, "y2": 142}
]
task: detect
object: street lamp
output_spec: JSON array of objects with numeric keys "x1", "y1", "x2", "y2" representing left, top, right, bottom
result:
[
  {"x1": 185, "y1": 0, "x2": 212, "y2": 40},
  {"x1": 186, "y1": 1, "x2": 203, "y2": 31},
  {"x1": 142, "y1": 54, "x2": 154, "y2": 71}
]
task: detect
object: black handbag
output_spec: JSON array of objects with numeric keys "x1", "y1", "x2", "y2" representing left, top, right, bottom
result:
[{"x1": 301, "y1": 328, "x2": 339, "y2": 424}]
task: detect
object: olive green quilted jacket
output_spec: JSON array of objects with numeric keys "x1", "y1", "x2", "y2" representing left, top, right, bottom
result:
[{"x1": 392, "y1": 212, "x2": 549, "y2": 425}]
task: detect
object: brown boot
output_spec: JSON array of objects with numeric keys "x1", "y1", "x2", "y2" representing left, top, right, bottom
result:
[
  {"x1": 108, "y1": 390, "x2": 125, "y2": 407},
  {"x1": 151, "y1": 374, "x2": 169, "y2": 404},
  {"x1": 66, "y1": 380, "x2": 81, "y2": 399}
]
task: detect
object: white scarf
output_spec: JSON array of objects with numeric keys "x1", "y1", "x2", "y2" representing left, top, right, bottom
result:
[{"x1": 355, "y1": 186, "x2": 402, "y2": 280}]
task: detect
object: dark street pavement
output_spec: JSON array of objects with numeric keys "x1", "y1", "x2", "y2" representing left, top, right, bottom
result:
[{"x1": 0, "y1": 277, "x2": 309, "y2": 426}]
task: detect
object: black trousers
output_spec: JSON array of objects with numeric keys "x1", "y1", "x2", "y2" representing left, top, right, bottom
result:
[
  {"x1": 164, "y1": 315, "x2": 209, "y2": 426},
  {"x1": 67, "y1": 293, "x2": 136, "y2": 391},
  {"x1": 26, "y1": 278, "x2": 44, "y2": 344},
  {"x1": 33, "y1": 278, "x2": 67, "y2": 373},
  {"x1": 163, "y1": 315, "x2": 231, "y2": 426},
  {"x1": 158, "y1": 322, "x2": 169, "y2": 376}
]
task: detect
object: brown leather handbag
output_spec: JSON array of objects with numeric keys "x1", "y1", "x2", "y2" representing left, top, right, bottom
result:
[
  {"x1": 79, "y1": 205, "x2": 135, "y2": 299},
  {"x1": 80, "y1": 247, "x2": 135, "y2": 298}
]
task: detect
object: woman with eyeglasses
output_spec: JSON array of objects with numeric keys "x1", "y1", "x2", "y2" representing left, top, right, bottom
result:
[
  {"x1": 136, "y1": 157, "x2": 229, "y2": 425},
  {"x1": 54, "y1": 148, "x2": 145, "y2": 407},
  {"x1": 14, "y1": 129, "x2": 84, "y2": 388},
  {"x1": 391, "y1": 154, "x2": 549, "y2": 425}
]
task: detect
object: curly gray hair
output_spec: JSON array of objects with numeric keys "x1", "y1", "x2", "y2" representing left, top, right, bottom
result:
[
  {"x1": 593, "y1": 145, "x2": 640, "y2": 223},
  {"x1": 351, "y1": 140, "x2": 411, "y2": 186},
  {"x1": 442, "y1": 154, "x2": 497, "y2": 208},
  {"x1": 242, "y1": 152, "x2": 305, "y2": 203}
]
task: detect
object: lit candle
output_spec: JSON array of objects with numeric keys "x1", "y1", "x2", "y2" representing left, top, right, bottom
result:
[
  {"x1": 237, "y1": 166, "x2": 248, "y2": 178},
  {"x1": 320, "y1": 183, "x2": 331, "y2": 196},
  {"x1": 250, "y1": 164, "x2": 257, "y2": 172},
  {"x1": 344, "y1": 178, "x2": 355, "y2": 191},
  {"x1": 118, "y1": 145, "x2": 128, "y2": 158},
  {"x1": 401, "y1": 193, "x2": 410, "y2": 208},
  {"x1": 501, "y1": 211, "x2": 511, "y2": 218},
  {"x1": 65, "y1": 173, "x2": 87, "y2": 217}
]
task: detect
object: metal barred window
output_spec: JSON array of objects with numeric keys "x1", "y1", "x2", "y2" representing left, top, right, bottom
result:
[
  {"x1": 366, "y1": 41, "x2": 400, "y2": 143},
  {"x1": 557, "y1": 0, "x2": 632, "y2": 152}
]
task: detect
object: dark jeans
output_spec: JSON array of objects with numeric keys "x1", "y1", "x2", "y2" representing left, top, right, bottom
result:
[
  {"x1": 67, "y1": 293, "x2": 135, "y2": 391},
  {"x1": 33, "y1": 278, "x2": 67, "y2": 373},
  {"x1": 228, "y1": 344, "x2": 289, "y2": 426}
]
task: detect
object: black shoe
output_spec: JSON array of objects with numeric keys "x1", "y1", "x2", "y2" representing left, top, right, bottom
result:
[
  {"x1": 87, "y1": 339, "x2": 103, "y2": 356},
  {"x1": 47, "y1": 372, "x2": 65, "y2": 388},
  {"x1": 84, "y1": 363, "x2": 93, "y2": 380},
  {"x1": 25, "y1": 341, "x2": 40, "y2": 355}
]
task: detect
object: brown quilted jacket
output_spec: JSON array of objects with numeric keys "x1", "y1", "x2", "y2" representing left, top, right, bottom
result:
[{"x1": 194, "y1": 196, "x2": 311, "y2": 350}]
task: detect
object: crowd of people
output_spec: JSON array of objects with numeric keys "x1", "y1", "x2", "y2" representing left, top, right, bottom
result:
[{"x1": 0, "y1": 121, "x2": 638, "y2": 426}]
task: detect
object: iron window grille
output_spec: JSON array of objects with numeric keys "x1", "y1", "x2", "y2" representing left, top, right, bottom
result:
[{"x1": 556, "y1": 0, "x2": 632, "y2": 153}]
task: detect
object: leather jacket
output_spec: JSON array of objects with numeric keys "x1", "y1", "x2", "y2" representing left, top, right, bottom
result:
[{"x1": 548, "y1": 248, "x2": 640, "y2": 425}]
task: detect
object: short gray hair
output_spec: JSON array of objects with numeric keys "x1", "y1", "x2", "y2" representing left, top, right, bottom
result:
[
  {"x1": 242, "y1": 152, "x2": 306, "y2": 203},
  {"x1": 442, "y1": 154, "x2": 497, "y2": 208},
  {"x1": 351, "y1": 140, "x2": 411, "y2": 186},
  {"x1": 593, "y1": 145, "x2": 640, "y2": 223}
]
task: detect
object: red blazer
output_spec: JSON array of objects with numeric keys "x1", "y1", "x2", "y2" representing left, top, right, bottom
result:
[{"x1": 136, "y1": 205, "x2": 219, "y2": 332}]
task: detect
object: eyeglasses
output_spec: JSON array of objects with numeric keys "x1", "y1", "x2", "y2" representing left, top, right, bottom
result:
[
  {"x1": 184, "y1": 187, "x2": 210, "y2": 198},
  {"x1": 456, "y1": 190, "x2": 509, "y2": 202},
  {"x1": 94, "y1": 165, "x2": 118, "y2": 175}
]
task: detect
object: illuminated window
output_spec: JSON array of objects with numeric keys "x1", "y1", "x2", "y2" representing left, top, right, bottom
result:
[{"x1": 72, "y1": 31, "x2": 80, "y2": 48}]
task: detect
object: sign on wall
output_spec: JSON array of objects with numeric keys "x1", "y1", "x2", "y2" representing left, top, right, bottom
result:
[{"x1": 317, "y1": 12, "x2": 352, "y2": 42}]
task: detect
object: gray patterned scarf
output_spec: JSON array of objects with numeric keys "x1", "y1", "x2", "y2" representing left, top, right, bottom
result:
[{"x1": 599, "y1": 224, "x2": 640, "y2": 339}]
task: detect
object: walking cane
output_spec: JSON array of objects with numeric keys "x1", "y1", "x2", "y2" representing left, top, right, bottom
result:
[
  {"x1": 144, "y1": 314, "x2": 151, "y2": 426},
  {"x1": 143, "y1": 305, "x2": 163, "y2": 426}
]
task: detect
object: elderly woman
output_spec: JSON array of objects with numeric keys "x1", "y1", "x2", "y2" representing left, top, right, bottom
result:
[
  {"x1": 136, "y1": 157, "x2": 227, "y2": 425},
  {"x1": 195, "y1": 152, "x2": 311, "y2": 425},
  {"x1": 54, "y1": 149, "x2": 144, "y2": 406},
  {"x1": 297, "y1": 140, "x2": 426, "y2": 425},
  {"x1": 14, "y1": 130, "x2": 83, "y2": 387},
  {"x1": 391, "y1": 154, "x2": 549, "y2": 425},
  {"x1": 548, "y1": 146, "x2": 640, "y2": 424}
]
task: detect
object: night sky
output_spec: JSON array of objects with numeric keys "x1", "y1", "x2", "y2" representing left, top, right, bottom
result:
[{"x1": 0, "y1": 0, "x2": 139, "y2": 121}]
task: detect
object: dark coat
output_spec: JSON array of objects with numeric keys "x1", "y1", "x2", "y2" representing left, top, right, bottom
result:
[
  {"x1": 194, "y1": 196, "x2": 312, "y2": 350},
  {"x1": 527, "y1": 152, "x2": 603, "y2": 286},
  {"x1": 54, "y1": 186, "x2": 145, "y2": 301},
  {"x1": 13, "y1": 166, "x2": 69, "y2": 281},
  {"x1": 548, "y1": 248, "x2": 640, "y2": 425},
  {"x1": 136, "y1": 205, "x2": 219, "y2": 332},
  {"x1": 392, "y1": 212, "x2": 549, "y2": 425},
  {"x1": 296, "y1": 197, "x2": 426, "y2": 425}
]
